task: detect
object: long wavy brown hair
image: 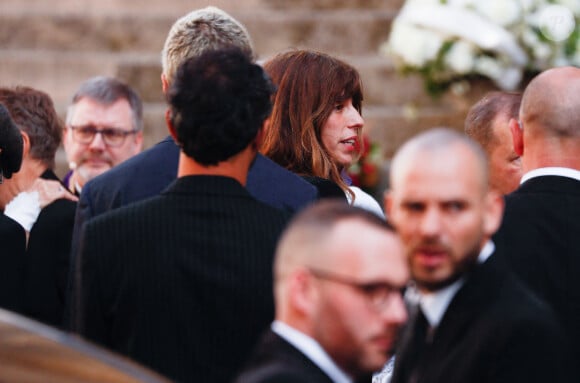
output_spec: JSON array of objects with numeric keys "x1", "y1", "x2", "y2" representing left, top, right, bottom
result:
[{"x1": 260, "y1": 50, "x2": 364, "y2": 200}]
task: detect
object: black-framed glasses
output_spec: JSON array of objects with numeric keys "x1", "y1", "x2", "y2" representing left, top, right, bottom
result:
[
  {"x1": 68, "y1": 125, "x2": 138, "y2": 147},
  {"x1": 308, "y1": 267, "x2": 403, "y2": 312}
]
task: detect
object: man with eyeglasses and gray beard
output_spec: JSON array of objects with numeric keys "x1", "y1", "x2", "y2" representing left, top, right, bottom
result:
[{"x1": 62, "y1": 76, "x2": 143, "y2": 196}]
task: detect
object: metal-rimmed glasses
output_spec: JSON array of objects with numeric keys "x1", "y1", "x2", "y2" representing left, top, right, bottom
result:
[
  {"x1": 308, "y1": 267, "x2": 403, "y2": 312},
  {"x1": 68, "y1": 125, "x2": 138, "y2": 147}
]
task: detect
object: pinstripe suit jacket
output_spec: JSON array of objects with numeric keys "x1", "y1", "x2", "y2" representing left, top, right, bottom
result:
[{"x1": 72, "y1": 175, "x2": 290, "y2": 383}]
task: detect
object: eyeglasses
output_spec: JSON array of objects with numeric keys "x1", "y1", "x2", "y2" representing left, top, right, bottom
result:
[
  {"x1": 68, "y1": 125, "x2": 138, "y2": 147},
  {"x1": 308, "y1": 267, "x2": 403, "y2": 312}
]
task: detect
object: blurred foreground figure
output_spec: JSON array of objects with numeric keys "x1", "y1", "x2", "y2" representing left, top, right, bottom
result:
[
  {"x1": 386, "y1": 128, "x2": 570, "y2": 383},
  {"x1": 235, "y1": 201, "x2": 408, "y2": 383}
]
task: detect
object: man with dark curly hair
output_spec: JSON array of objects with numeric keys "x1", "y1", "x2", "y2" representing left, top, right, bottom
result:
[{"x1": 71, "y1": 48, "x2": 290, "y2": 383}]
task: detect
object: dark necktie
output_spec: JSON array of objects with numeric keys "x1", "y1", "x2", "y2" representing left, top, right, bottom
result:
[{"x1": 407, "y1": 309, "x2": 433, "y2": 383}]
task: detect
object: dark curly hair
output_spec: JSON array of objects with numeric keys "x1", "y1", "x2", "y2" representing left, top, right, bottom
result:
[{"x1": 168, "y1": 48, "x2": 275, "y2": 165}]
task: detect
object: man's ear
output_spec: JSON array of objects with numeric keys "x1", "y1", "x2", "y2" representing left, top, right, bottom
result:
[
  {"x1": 289, "y1": 268, "x2": 318, "y2": 316},
  {"x1": 161, "y1": 73, "x2": 169, "y2": 95},
  {"x1": 484, "y1": 189, "x2": 505, "y2": 236},
  {"x1": 166, "y1": 108, "x2": 178, "y2": 143},
  {"x1": 21, "y1": 131, "x2": 31, "y2": 159},
  {"x1": 509, "y1": 118, "x2": 523, "y2": 156}
]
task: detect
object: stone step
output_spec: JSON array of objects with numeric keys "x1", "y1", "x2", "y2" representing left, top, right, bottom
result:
[
  {"x1": 0, "y1": 0, "x2": 403, "y2": 14},
  {"x1": 0, "y1": 49, "x2": 434, "y2": 108},
  {"x1": 0, "y1": 9, "x2": 395, "y2": 56}
]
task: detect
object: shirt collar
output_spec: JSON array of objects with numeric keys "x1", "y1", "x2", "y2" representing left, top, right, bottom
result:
[
  {"x1": 272, "y1": 321, "x2": 353, "y2": 383},
  {"x1": 521, "y1": 167, "x2": 580, "y2": 184},
  {"x1": 416, "y1": 240, "x2": 495, "y2": 327}
]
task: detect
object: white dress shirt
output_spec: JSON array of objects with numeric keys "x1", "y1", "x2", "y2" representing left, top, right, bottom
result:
[
  {"x1": 418, "y1": 241, "x2": 495, "y2": 328},
  {"x1": 520, "y1": 167, "x2": 580, "y2": 184}
]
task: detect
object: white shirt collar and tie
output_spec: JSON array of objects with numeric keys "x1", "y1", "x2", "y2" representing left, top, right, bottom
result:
[{"x1": 414, "y1": 241, "x2": 495, "y2": 328}]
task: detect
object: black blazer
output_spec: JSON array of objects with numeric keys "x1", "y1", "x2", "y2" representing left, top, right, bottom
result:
[
  {"x1": 494, "y1": 175, "x2": 580, "y2": 378},
  {"x1": 70, "y1": 176, "x2": 290, "y2": 383},
  {"x1": 234, "y1": 329, "x2": 334, "y2": 383},
  {"x1": 67, "y1": 138, "x2": 317, "y2": 294},
  {"x1": 391, "y1": 253, "x2": 571, "y2": 383},
  {"x1": 22, "y1": 170, "x2": 76, "y2": 328},
  {"x1": 0, "y1": 212, "x2": 25, "y2": 312}
]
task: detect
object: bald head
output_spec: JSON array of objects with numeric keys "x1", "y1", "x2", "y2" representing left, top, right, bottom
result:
[
  {"x1": 521, "y1": 67, "x2": 580, "y2": 138},
  {"x1": 273, "y1": 200, "x2": 408, "y2": 378},
  {"x1": 390, "y1": 128, "x2": 489, "y2": 193},
  {"x1": 274, "y1": 201, "x2": 393, "y2": 282}
]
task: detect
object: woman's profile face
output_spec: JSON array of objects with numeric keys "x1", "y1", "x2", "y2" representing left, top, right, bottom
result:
[{"x1": 321, "y1": 98, "x2": 364, "y2": 168}]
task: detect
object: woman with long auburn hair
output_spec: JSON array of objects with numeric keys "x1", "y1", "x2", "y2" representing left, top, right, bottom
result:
[{"x1": 261, "y1": 49, "x2": 383, "y2": 216}]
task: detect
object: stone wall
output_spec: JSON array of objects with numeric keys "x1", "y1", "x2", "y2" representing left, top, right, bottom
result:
[{"x1": 0, "y1": 0, "x2": 497, "y2": 177}]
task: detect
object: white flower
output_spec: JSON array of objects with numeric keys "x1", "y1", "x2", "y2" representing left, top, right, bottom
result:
[
  {"x1": 447, "y1": 0, "x2": 476, "y2": 8},
  {"x1": 556, "y1": 0, "x2": 580, "y2": 16},
  {"x1": 474, "y1": 56, "x2": 503, "y2": 81},
  {"x1": 383, "y1": 0, "x2": 579, "y2": 95},
  {"x1": 532, "y1": 41, "x2": 553, "y2": 61},
  {"x1": 444, "y1": 41, "x2": 476, "y2": 74},
  {"x1": 405, "y1": 0, "x2": 441, "y2": 5},
  {"x1": 475, "y1": 0, "x2": 522, "y2": 27},
  {"x1": 474, "y1": 57, "x2": 522, "y2": 90},
  {"x1": 388, "y1": 21, "x2": 443, "y2": 67}
]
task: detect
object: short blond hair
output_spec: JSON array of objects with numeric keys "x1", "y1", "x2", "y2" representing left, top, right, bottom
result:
[{"x1": 161, "y1": 6, "x2": 254, "y2": 86}]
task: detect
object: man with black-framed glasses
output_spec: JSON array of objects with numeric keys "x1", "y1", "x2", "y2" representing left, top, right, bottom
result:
[
  {"x1": 62, "y1": 76, "x2": 143, "y2": 195},
  {"x1": 235, "y1": 201, "x2": 409, "y2": 383}
]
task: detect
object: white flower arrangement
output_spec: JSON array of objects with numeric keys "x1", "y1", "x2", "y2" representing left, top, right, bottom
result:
[{"x1": 383, "y1": 0, "x2": 580, "y2": 95}]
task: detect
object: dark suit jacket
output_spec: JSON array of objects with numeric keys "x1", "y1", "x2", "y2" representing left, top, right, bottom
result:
[
  {"x1": 71, "y1": 175, "x2": 290, "y2": 383},
  {"x1": 302, "y1": 176, "x2": 348, "y2": 202},
  {"x1": 0, "y1": 212, "x2": 26, "y2": 312},
  {"x1": 391, "y1": 253, "x2": 570, "y2": 383},
  {"x1": 22, "y1": 170, "x2": 76, "y2": 328},
  {"x1": 234, "y1": 329, "x2": 334, "y2": 383},
  {"x1": 494, "y1": 175, "x2": 580, "y2": 378}
]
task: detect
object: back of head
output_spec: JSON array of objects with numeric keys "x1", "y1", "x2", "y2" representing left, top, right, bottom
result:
[
  {"x1": 162, "y1": 6, "x2": 254, "y2": 86},
  {"x1": 465, "y1": 91, "x2": 522, "y2": 151},
  {"x1": 521, "y1": 66, "x2": 580, "y2": 138},
  {"x1": 168, "y1": 48, "x2": 275, "y2": 165},
  {"x1": 0, "y1": 102, "x2": 23, "y2": 180},
  {"x1": 261, "y1": 49, "x2": 363, "y2": 189},
  {"x1": 0, "y1": 86, "x2": 61, "y2": 170},
  {"x1": 66, "y1": 76, "x2": 143, "y2": 132},
  {"x1": 275, "y1": 200, "x2": 391, "y2": 283}
]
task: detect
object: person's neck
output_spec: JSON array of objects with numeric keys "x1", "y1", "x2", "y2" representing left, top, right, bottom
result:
[
  {"x1": 0, "y1": 160, "x2": 46, "y2": 209},
  {"x1": 176, "y1": 147, "x2": 254, "y2": 186},
  {"x1": 522, "y1": 136, "x2": 580, "y2": 173}
]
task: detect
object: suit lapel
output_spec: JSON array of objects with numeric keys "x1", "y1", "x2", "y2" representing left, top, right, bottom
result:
[{"x1": 430, "y1": 254, "x2": 505, "y2": 353}]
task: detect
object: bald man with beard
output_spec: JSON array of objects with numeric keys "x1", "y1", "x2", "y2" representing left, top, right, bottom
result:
[
  {"x1": 494, "y1": 66, "x2": 580, "y2": 380},
  {"x1": 386, "y1": 128, "x2": 570, "y2": 383}
]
